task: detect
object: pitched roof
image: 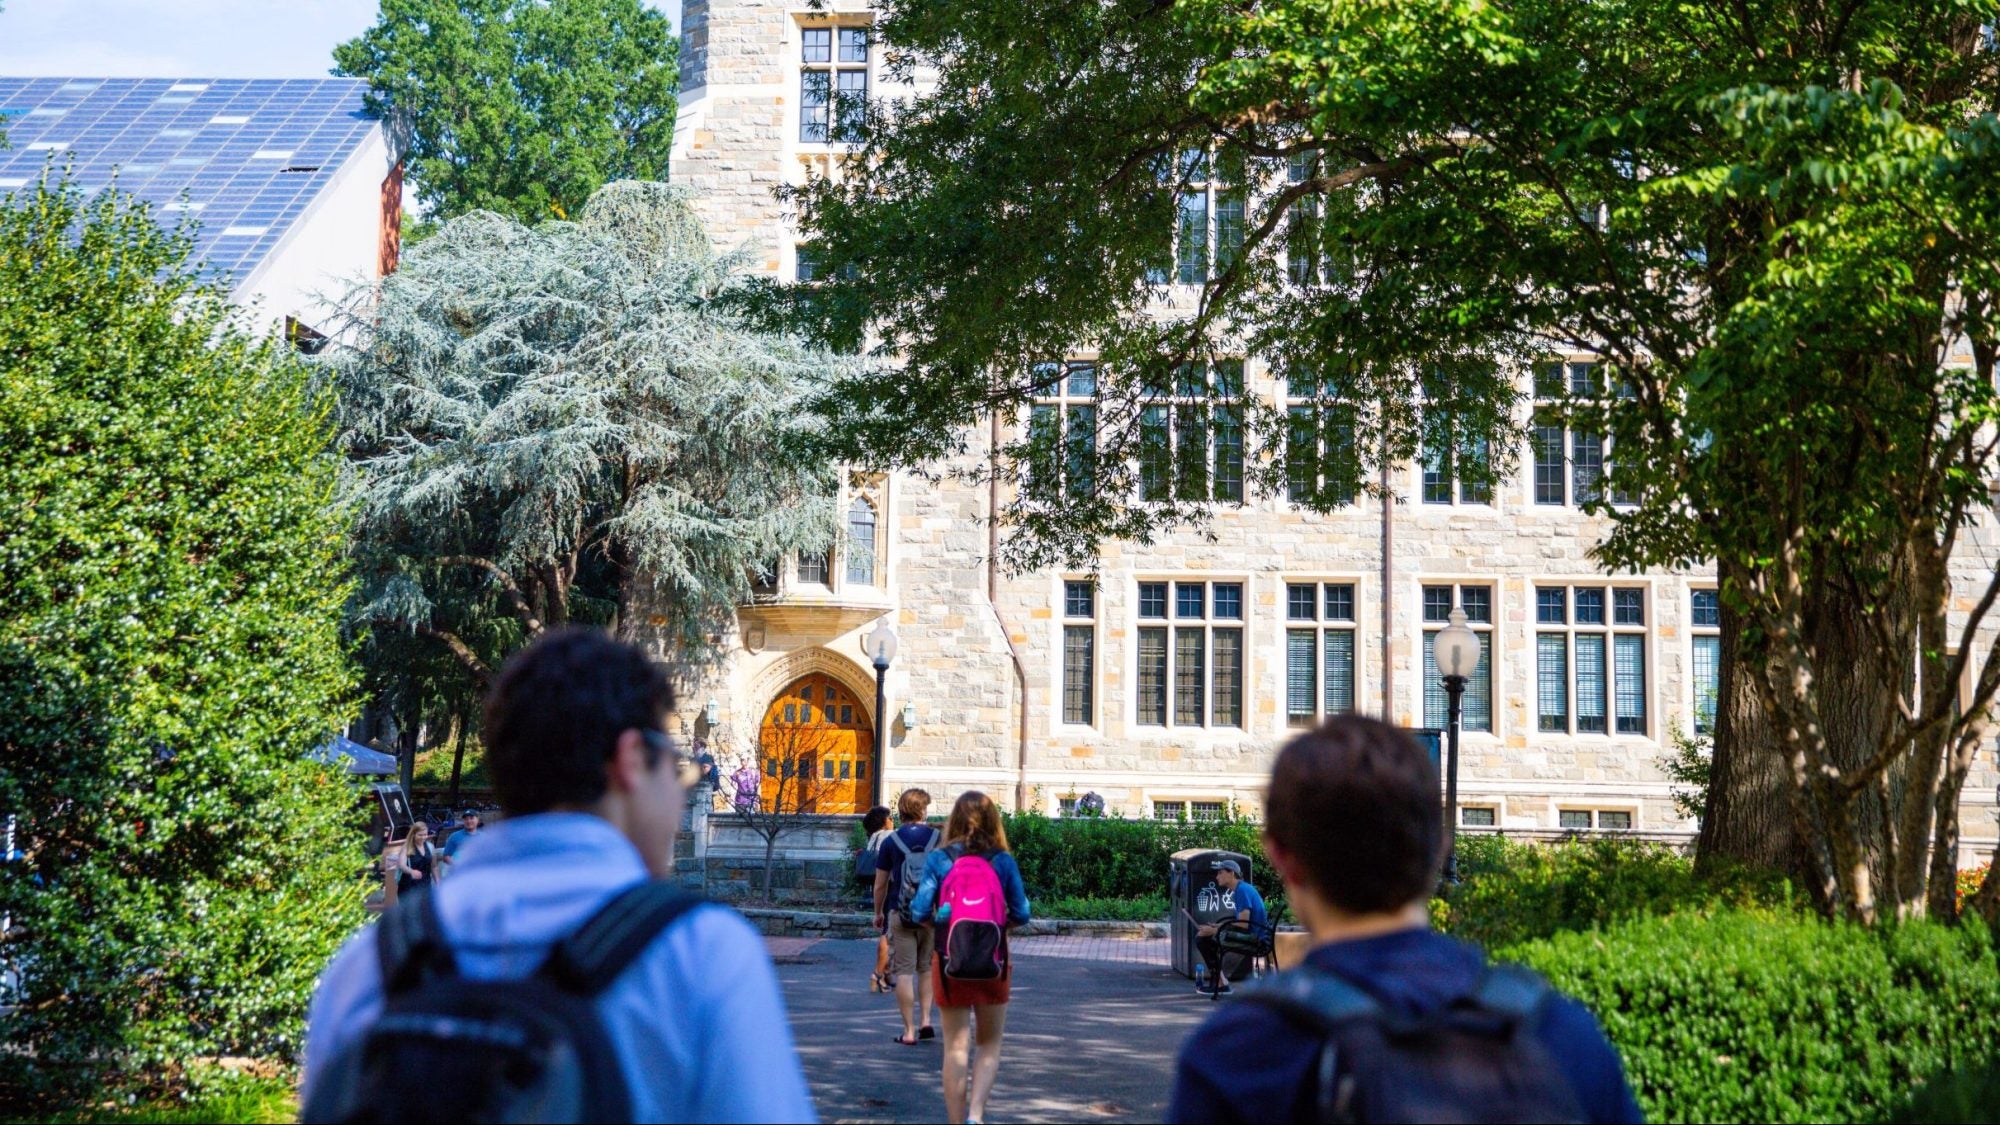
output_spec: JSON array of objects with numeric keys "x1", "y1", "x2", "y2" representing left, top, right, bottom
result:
[{"x1": 0, "y1": 77, "x2": 380, "y2": 290}]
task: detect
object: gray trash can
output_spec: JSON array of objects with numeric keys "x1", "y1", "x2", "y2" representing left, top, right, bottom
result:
[{"x1": 1168, "y1": 848, "x2": 1253, "y2": 979}]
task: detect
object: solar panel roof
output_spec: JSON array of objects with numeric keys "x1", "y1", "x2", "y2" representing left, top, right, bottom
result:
[{"x1": 0, "y1": 77, "x2": 380, "y2": 292}]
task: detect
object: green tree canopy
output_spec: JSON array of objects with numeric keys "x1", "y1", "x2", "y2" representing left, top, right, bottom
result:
[
  {"x1": 0, "y1": 177, "x2": 360, "y2": 1103},
  {"x1": 323, "y1": 180, "x2": 848, "y2": 683},
  {"x1": 791, "y1": 0, "x2": 2000, "y2": 922},
  {"x1": 334, "y1": 0, "x2": 678, "y2": 224}
]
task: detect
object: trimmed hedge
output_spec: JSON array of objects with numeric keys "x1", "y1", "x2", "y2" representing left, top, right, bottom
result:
[
  {"x1": 1509, "y1": 911, "x2": 2000, "y2": 1123},
  {"x1": 1001, "y1": 810, "x2": 1281, "y2": 916},
  {"x1": 1438, "y1": 835, "x2": 1797, "y2": 948}
]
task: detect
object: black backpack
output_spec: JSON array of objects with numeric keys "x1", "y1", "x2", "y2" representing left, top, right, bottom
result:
[
  {"x1": 1241, "y1": 963, "x2": 1586, "y2": 1124},
  {"x1": 302, "y1": 881, "x2": 707, "y2": 1124}
]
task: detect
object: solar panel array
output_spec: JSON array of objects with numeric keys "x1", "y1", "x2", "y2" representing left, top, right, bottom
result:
[{"x1": 0, "y1": 77, "x2": 380, "y2": 289}]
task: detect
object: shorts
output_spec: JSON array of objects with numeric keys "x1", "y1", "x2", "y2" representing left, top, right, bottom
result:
[{"x1": 888, "y1": 915, "x2": 935, "y2": 977}]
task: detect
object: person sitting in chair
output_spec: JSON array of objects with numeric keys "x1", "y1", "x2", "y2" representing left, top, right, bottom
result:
[{"x1": 1196, "y1": 859, "x2": 1268, "y2": 996}]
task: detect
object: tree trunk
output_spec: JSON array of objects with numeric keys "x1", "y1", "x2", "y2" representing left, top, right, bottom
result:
[
  {"x1": 1698, "y1": 559, "x2": 1801, "y2": 877},
  {"x1": 446, "y1": 708, "x2": 468, "y2": 807},
  {"x1": 398, "y1": 698, "x2": 419, "y2": 798},
  {"x1": 762, "y1": 830, "x2": 779, "y2": 903}
]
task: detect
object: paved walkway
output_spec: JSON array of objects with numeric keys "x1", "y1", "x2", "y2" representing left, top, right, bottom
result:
[{"x1": 769, "y1": 935, "x2": 1209, "y2": 1123}]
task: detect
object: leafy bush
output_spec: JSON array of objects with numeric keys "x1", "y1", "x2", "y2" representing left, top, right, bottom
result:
[
  {"x1": 1508, "y1": 911, "x2": 2000, "y2": 1123},
  {"x1": 1037, "y1": 894, "x2": 1170, "y2": 922},
  {"x1": 1437, "y1": 835, "x2": 1796, "y2": 948},
  {"x1": 1001, "y1": 810, "x2": 1280, "y2": 915},
  {"x1": 0, "y1": 179, "x2": 360, "y2": 1105}
]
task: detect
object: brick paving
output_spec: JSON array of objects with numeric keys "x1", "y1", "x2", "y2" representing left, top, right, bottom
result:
[{"x1": 1008, "y1": 933, "x2": 1172, "y2": 966}]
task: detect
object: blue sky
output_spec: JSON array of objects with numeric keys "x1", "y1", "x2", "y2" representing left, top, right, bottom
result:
[{"x1": 0, "y1": 0, "x2": 681, "y2": 78}]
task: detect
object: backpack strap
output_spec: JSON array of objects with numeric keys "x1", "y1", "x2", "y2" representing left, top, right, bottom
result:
[
  {"x1": 540, "y1": 881, "x2": 709, "y2": 995},
  {"x1": 1465, "y1": 963, "x2": 1553, "y2": 1030},
  {"x1": 1242, "y1": 967, "x2": 1379, "y2": 1125},
  {"x1": 376, "y1": 884, "x2": 457, "y2": 996}
]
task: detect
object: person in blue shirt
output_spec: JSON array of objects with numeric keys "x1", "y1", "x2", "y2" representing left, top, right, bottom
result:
[
  {"x1": 1193, "y1": 859, "x2": 1267, "y2": 995},
  {"x1": 303, "y1": 628, "x2": 816, "y2": 1124},
  {"x1": 1167, "y1": 716, "x2": 1643, "y2": 1124}
]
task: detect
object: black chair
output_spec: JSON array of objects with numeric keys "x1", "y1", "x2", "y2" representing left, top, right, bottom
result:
[{"x1": 1209, "y1": 916, "x2": 1280, "y2": 999}]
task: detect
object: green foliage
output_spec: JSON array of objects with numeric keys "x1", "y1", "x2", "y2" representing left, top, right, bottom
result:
[
  {"x1": 1437, "y1": 836, "x2": 1796, "y2": 949},
  {"x1": 323, "y1": 181, "x2": 848, "y2": 677},
  {"x1": 1037, "y1": 895, "x2": 1170, "y2": 922},
  {"x1": 335, "y1": 0, "x2": 678, "y2": 224},
  {"x1": 0, "y1": 177, "x2": 360, "y2": 1104},
  {"x1": 1658, "y1": 723, "x2": 1712, "y2": 825},
  {"x1": 1509, "y1": 911, "x2": 2000, "y2": 1123},
  {"x1": 1001, "y1": 810, "x2": 1280, "y2": 916},
  {"x1": 22, "y1": 1074, "x2": 295, "y2": 1124}
]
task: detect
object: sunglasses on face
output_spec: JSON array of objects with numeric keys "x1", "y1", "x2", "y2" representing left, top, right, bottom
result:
[{"x1": 639, "y1": 728, "x2": 704, "y2": 791}]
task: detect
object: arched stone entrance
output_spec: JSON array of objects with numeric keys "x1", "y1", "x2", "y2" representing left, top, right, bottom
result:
[{"x1": 758, "y1": 673, "x2": 876, "y2": 814}]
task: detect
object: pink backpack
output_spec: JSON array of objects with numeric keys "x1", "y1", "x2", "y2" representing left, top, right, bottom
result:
[{"x1": 939, "y1": 852, "x2": 1009, "y2": 980}]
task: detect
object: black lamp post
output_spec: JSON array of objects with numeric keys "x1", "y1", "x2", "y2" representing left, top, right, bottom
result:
[
  {"x1": 867, "y1": 618, "x2": 898, "y2": 809},
  {"x1": 1432, "y1": 607, "x2": 1479, "y2": 885}
]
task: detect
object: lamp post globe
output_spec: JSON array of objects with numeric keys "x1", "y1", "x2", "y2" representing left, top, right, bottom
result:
[
  {"x1": 867, "y1": 619, "x2": 897, "y2": 808},
  {"x1": 1432, "y1": 608, "x2": 1478, "y2": 884}
]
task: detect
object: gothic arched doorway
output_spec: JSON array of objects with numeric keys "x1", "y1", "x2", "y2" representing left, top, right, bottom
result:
[{"x1": 758, "y1": 673, "x2": 875, "y2": 813}]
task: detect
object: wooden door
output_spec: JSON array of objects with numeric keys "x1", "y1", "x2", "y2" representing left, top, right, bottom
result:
[{"x1": 758, "y1": 674, "x2": 874, "y2": 813}]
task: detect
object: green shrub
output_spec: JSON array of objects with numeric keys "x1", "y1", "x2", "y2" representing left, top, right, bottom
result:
[
  {"x1": 1508, "y1": 910, "x2": 2000, "y2": 1123},
  {"x1": 1437, "y1": 835, "x2": 1796, "y2": 948},
  {"x1": 1000, "y1": 810, "x2": 1281, "y2": 916},
  {"x1": 1037, "y1": 894, "x2": 1170, "y2": 921},
  {"x1": 0, "y1": 179, "x2": 360, "y2": 1105}
]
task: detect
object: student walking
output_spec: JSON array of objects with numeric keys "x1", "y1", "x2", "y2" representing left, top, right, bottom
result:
[
  {"x1": 857, "y1": 804, "x2": 894, "y2": 991},
  {"x1": 908, "y1": 790, "x2": 1032, "y2": 1125},
  {"x1": 391, "y1": 820, "x2": 437, "y2": 894},
  {"x1": 873, "y1": 788, "x2": 941, "y2": 1041},
  {"x1": 302, "y1": 627, "x2": 816, "y2": 1124},
  {"x1": 1166, "y1": 716, "x2": 1641, "y2": 1124}
]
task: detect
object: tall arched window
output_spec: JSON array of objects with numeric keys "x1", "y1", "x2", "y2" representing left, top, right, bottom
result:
[{"x1": 846, "y1": 498, "x2": 877, "y2": 586}]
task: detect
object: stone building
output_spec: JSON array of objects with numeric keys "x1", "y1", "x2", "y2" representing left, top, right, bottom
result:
[{"x1": 665, "y1": 0, "x2": 2000, "y2": 858}]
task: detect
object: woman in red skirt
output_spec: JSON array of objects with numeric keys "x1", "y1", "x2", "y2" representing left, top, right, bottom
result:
[{"x1": 908, "y1": 791, "x2": 1033, "y2": 1125}]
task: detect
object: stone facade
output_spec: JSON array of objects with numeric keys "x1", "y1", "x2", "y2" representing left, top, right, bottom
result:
[{"x1": 668, "y1": 1, "x2": 2000, "y2": 859}]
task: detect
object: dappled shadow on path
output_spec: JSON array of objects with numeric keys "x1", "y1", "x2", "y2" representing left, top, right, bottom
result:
[{"x1": 778, "y1": 938, "x2": 1212, "y2": 1123}]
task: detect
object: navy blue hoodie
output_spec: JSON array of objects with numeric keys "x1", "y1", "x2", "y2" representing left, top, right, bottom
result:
[{"x1": 1166, "y1": 928, "x2": 1644, "y2": 1124}]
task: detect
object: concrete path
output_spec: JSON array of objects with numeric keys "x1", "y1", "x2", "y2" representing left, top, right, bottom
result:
[{"x1": 772, "y1": 935, "x2": 1214, "y2": 1124}]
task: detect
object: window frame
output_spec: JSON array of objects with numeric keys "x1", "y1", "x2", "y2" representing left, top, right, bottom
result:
[
  {"x1": 798, "y1": 23, "x2": 870, "y2": 145},
  {"x1": 844, "y1": 497, "x2": 877, "y2": 586},
  {"x1": 1283, "y1": 370, "x2": 1358, "y2": 507},
  {"x1": 1422, "y1": 583, "x2": 1495, "y2": 733},
  {"x1": 1529, "y1": 359, "x2": 1635, "y2": 509},
  {"x1": 1134, "y1": 577, "x2": 1248, "y2": 731},
  {"x1": 1691, "y1": 587, "x2": 1720, "y2": 736},
  {"x1": 1534, "y1": 583, "x2": 1652, "y2": 737},
  {"x1": 1146, "y1": 148, "x2": 1245, "y2": 287},
  {"x1": 1027, "y1": 361, "x2": 1099, "y2": 501},
  {"x1": 1285, "y1": 580, "x2": 1360, "y2": 728},
  {"x1": 1059, "y1": 578, "x2": 1097, "y2": 728},
  {"x1": 1139, "y1": 360, "x2": 1245, "y2": 504}
]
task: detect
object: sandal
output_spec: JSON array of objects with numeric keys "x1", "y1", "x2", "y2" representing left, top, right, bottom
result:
[
  {"x1": 918, "y1": 1025, "x2": 936, "y2": 1040},
  {"x1": 892, "y1": 1033, "x2": 921, "y2": 1046},
  {"x1": 869, "y1": 972, "x2": 892, "y2": 993}
]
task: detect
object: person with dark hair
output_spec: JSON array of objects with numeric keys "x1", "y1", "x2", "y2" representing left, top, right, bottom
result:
[
  {"x1": 908, "y1": 791, "x2": 1032, "y2": 1125},
  {"x1": 1167, "y1": 715, "x2": 1642, "y2": 1125},
  {"x1": 858, "y1": 804, "x2": 895, "y2": 991},
  {"x1": 302, "y1": 627, "x2": 816, "y2": 1123}
]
